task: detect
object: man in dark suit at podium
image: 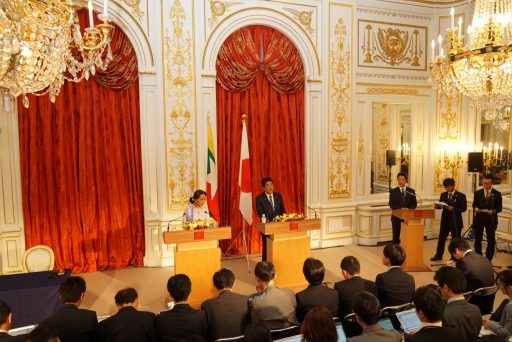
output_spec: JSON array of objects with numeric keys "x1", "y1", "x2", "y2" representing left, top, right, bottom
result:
[
  {"x1": 388, "y1": 172, "x2": 417, "y2": 245},
  {"x1": 256, "y1": 177, "x2": 286, "y2": 261},
  {"x1": 473, "y1": 174, "x2": 502, "y2": 261},
  {"x1": 431, "y1": 178, "x2": 467, "y2": 261}
]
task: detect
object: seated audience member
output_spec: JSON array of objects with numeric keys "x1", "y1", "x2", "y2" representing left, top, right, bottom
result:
[
  {"x1": 347, "y1": 291, "x2": 401, "y2": 342},
  {"x1": 248, "y1": 261, "x2": 297, "y2": 329},
  {"x1": 484, "y1": 270, "x2": 512, "y2": 340},
  {"x1": 156, "y1": 274, "x2": 207, "y2": 342},
  {"x1": 184, "y1": 336, "x2": 206, "y2": 342},
  {"x1": 97, "y1": 288, "x2": 156, "y2": 342},
  {"x1": 301, "y1": 307, "x2": 338, "y2": 342},
  {"x1": 408, "y1": 285, "x2": 457, "y2": 342},
  {"x1": 433, "y1": 266, "x2": 481, "y2": 342},
  {"x1": 201, "y1": 268, "x2": 249, "y2": 341},
  {"x1": 243, "y1": 322, "x2": 271, "y2": 342},
  {"x1": 335, "y1": 256, "x2": 378, "y2": 318},
  {"x1": 448, "y1": 238, "x2": 495, "y2": 314},
  {"x1": 25, "y1": 325, "x2": 60, "y2": 342},
  {"x1": 375, "y1": 244, "x2": 415, "y2": 307},
  {"x1": 296, "y1": 258, "x2": 339, "y2": 322},
  {"x1": 0, "y1": 300, "x2": 25, "y2": 342},
  {"x1": 40, "y1": 276, "x2": 98, "y2": 342}
]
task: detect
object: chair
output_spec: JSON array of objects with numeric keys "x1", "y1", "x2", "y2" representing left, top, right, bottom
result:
[
  {"x1": 22, "y1": 245, "x2": 55, "y2": 272},
  {"x1": 8, "y1": 324, "x2": 37, "y2": 336},
  {"x1": 269, "y1": 325, "x2": 300, "y2": 340},
  {"x1": 381, "y1": 303, "x2": 414, "y2": 331},
  {"x1": 215, "y1": 335, "x2": 245, "y2": 342},
  {"x1": 341, "y1": 313, "x2": 362, "y2": 338},
  {"x1": 467, "y1": 285, "x2": 498, "y2": 315}
]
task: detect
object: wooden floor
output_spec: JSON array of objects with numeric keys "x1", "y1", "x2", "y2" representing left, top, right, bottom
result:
[{"x1": 80, "y1": 238, "x2": 511, "y2": 316}]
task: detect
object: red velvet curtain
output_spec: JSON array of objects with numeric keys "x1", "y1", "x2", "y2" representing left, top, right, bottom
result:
[
  {"x1": 216, "y1": 26, "x2": 305, "y2": 255},
  {"x1": 17, "y1": 14, "x2": 144, "y2": 273}
]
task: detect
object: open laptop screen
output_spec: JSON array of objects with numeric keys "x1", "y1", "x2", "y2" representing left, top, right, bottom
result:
[
  {"x1": 395, "y1": 309, "x2": 423, "y2": 334},
  {"x1": 275, "y1": 322, "x2": 347, "y2": 342}
]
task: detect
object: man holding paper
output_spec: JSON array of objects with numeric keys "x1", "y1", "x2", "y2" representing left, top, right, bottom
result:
[{"x1": 431, "y1": 178, "x2": 467, "y2": 261}]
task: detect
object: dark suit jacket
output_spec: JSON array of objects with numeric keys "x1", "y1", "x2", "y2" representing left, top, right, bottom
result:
[
  {"x1": 455, "y1": 251, "x2": 495, "y2": 291},
  {"x1": 256, "y1": 192, "x2": 285, "y2": 222},
  {"x1": 156, "y1": 303, "x2": 207, "y2": 342},
  {"x1": 334, "y1": 276, "x2": 378, "y2": 318},
  {"x1": 0, "y1": 332, "x2": 25, "y2": 342},
  {"x1": 40, "y1": 303, "x2": 98, "y2": 342},
  {"x1": 201, "y1": 290, "x2": 249, "y2": 342},
  {"x1": 438, "y1": 191, "x2": 467, "y2": 229},
  {"x1": 389, "y1": 187, "x2": 417, "y2": 211},
  {"x1": 295, "y1": 284, "x2": 339, "y2": 322},
  {"x1": 406, "y1": 326, "x2": 458, "y2": 342},
  {"x1": 375, "y1": 267, "x2": 415, "y2": 308},
  {"x1": 97, "y1": 306, "x2": 156, "y2": 342},
  {"x1": 473, "y1": 187, "x2": 502, "y2": 224},
  {"x1": 442, "y1": 299, "x2": 481, "y2": 342}
]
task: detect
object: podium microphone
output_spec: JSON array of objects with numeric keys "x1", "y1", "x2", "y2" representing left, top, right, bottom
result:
[
  {"x1": 305, "y1": 205, "x2": 318, "y2": 219},
  {"x1": 405, "y1": 190, "x2": 422, "y2": 208}
]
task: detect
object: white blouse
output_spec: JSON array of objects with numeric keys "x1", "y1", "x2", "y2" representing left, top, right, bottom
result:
[{"x1": 183, "y1": 203, "x2": 210, "y2": 222}]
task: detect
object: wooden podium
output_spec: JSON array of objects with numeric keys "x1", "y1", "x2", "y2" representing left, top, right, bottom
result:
[
  {"x1": 256, "y1": 219, "x2": 321, "y2": 289},
  {"x1": 392, "y1": 209, "x2": 435, "y2": 272},
  {"x1": 163, "y1": 226, "x2": 231, "y2": 307}
]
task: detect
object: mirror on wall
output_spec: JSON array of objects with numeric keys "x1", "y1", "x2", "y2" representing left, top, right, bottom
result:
[
  {"x1": 371, "y1": 103, "x2": 412, "y2": 194},
  {"x1": 480, "y1": 114, "x2": 510, "y2": 185}
]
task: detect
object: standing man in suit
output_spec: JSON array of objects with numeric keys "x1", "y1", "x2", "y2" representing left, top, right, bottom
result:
[
  {"x1": 375, "y1": 244, "x2": 415, "y2": 308},
  {"x1": 40, "y1": 276, "x2": 98, "y2": 342},
  {"x1": 389, "y1": 172, "x2": 417, "y2": 244},
  {"x1": 334, "y1": 256, "x2": 378, "y2": 318},
  {"x1": 473, "y1": 174, "x2": 502, "y2": 261},
  {"x1": 431, "y1": 178, "x2": 467, "y2": 261},
  {"x1": 97, "y1": 288, "x2": 156, "y2": 342},
  {"x1": 156, "y1": 274, "x2": 207, "y2": 341},
  {"x1": 201, "y1": 268, "x2": 249, "y2": 342},
  {"x1": 256, "y1": 177, "x2": 286, "y2": 261},
  {"x1": 0, "y1": 301, "x2": 25, "y2": 342}
]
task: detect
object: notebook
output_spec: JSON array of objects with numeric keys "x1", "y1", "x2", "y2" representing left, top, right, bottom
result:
[{"x1": 395, "y1": 309, "x2": 423, "y2": 334}]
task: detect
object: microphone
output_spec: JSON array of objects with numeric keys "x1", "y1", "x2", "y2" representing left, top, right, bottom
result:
[
  {"x1": 167, "y1": 213, "x2": 186, "y2": 231},
  {"x1": 405, "y1": 190, "x2": 422, "y2": 208},
  {"x1": 305, "y1": 205, "x2": 318, "y2": 219}
]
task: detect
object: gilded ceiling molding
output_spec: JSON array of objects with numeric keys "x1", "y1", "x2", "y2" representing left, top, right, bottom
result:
[
  {"x1": 121, "y1": 0, "x2": 144, "y2": 20},
  {"x1": 356, "y1": 8, "x2": 431, "y2": 21},
  {"x1": 283, "y1": 8, "x2": 315, "y2": 36},
  {"x1": 356, "y1": 72, "x2": 429, "y2": 81},
  {"x1": 367, "y1": 88, "x2": 419, "y2": 95},
  {"x1": 207, "y1": 0, "x2": 239, "y2": 27}
]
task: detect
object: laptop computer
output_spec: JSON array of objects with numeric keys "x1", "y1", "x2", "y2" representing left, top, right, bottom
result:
[
  {"x1": 275, "y1": 322, "x2": 347, "y2": 342},
  {"x1": 378, "y1": 317, "x2": 395, "y2": 331},
  {"x1": 395, "y1": 308, "x2": 423, "y2": 334}
]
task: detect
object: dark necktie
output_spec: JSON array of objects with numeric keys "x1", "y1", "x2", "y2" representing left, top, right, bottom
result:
[
  {"x1": 269, "y1": 195, "x2": 275, "y2": 211},
  {"x1": 448, "y1": 193, "x2": 452, "y2": 201},
  {"x1": 401, "y1": 189, "x2": 406, "y2": 201}
]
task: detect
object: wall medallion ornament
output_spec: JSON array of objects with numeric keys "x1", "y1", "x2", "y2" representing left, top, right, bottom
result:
[
  {"x1": 122, "y1": 0, "x2": 144, "y2": 20},
  {"x1": 208, "y1": 0, "x2": 239, "y2": 27},
  {"x1": 284, "y1": 8, "x2": 315, "y2": 35}
]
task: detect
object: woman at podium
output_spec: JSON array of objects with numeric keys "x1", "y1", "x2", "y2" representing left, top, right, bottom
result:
[{"x1": 183, "y1": 190, "x2": 210, "y2": 222}]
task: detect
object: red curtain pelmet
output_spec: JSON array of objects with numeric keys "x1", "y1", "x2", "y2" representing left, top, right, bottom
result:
[
  {"x1": 17, "y1": 17, "x2": 144, "y2": 273},
  {"x1": 216, "y1": 26, "x2": 305, "y2": 255}
]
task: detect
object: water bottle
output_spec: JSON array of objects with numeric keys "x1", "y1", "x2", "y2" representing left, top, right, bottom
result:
[{"x1": 261, "y1": 214, "x2": 267, "y2": 223}]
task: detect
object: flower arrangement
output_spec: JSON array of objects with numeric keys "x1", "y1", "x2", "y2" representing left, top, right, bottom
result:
[
  {"x1": 184, "y1": 220, "x2": 210, "y2": 230},
  {"x1": 272, "y1": 213, "x2": 305, "y2": 222}
]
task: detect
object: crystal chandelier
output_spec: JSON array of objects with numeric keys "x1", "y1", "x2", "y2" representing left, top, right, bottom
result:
[
  {"x1": 494, "y1": 105, "x2": 511, "y2": 129},
  {"x1": 0, "y1": 0, "x2": 113, "y2": 108},
  {"x1": 430, "y1": 1, "x2": 512, "y2": 111}
]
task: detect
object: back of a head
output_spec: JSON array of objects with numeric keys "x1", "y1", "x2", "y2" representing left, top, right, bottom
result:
[
  {"x1": 26, "y1": 325, "x2": 60, "y2": 342},
  {"x1": 167, "y1": 274, "x2": 192, "y2": 302},
  {"x1": 303, "y1": 258, "x2": 325, "y2": 286},
  {"x1": 0, "y1": 301, "x2": 11, "y2": 326},
  {"x1": 244, "y1": 322, "x2": 271, "y2": 342},
  {"x1": 340, "y1": 256, "x2": 360, "y2": 275},
  {"x1": 413, "y1": 285, "x2": 445, "y2": 323},
  {"x1": 301, "y1": 307, "x2": 337, "y2": 342},
  {"x1": 448, "y1": 238, "x2": 470, "y2": 255},
  {"x1": 434, "y1": 266, "x2": 467, "y2": 294},
  {"x1": 115, "y1": 288, "x2": 138, "y2": 306},
  {"x1": 213, "y1": 268, "x2": 235, "y2": 290},
  {"x1": 254, "y1": 261, "x2": 276, "y2": 282},
  {"x1": 383, "y1": 244, "x2": 406, "y2": 266},
  {"x1": 352, "y1": 291, "x2": 381, "y2": 326},
  {"x1": 59, "y1": 276, "x2": 86, "y2": 303},
  {"x1": 496, "y1": 270, "x2": 512, "y2": 288}
]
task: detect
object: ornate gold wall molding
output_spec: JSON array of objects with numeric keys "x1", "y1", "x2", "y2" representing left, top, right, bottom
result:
[
  {"x1": 283, "y1": 8, "x2": 315, "y2": 36},
  {"x1": 164, "y1": 0, "x2": 196, "y2": 209},
  {"x1": 329, "y1": 3, "x2": 352, "y2": 199},
  {"x1": 356, "y1": 7, "x2": 431, "y2": 21},
  {"x1": 356, "y1": 72, "x2": 429, "y2": 82},
  {"x1": 207, "y1": 0, "x2": 239, "y2": 27},
  {"x1": 121, "y1": 0, "x2": 144, "y2": 20},
  {"x1": 358, "y1": 123, "x2": 364, "y2": 176},
  {"x1": 372, "y1": 104, "x2": 391, "y2": 182},
  {"x1": 366, "y1": 88, "x2": 419, "y2": 95},
  {"x1": 437, "y1": 94, "x2": 460, "y2": 140}
]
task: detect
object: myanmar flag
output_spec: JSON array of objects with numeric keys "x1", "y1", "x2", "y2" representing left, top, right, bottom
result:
[{"x1": 206, "y1": 120, "x2": 220, "y2": 222}]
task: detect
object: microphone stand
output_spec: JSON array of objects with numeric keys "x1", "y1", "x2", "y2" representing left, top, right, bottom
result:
[{"x1": 305, "y1": 205, "x2": 318, "y2": 219}]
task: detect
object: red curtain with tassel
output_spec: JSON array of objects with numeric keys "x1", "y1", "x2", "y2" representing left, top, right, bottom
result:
[
  {"x1": 216, "y1": 26, "x2": 305, "y2": 255},
  {"x1": 17, "y1": 13, "x2": 144, "y2": 273}
]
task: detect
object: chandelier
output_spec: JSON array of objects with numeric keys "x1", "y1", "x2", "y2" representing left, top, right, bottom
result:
[
  {"x1": 0, "y1": 0, "x2": 113, "y2": 108},
  {"x1": 430, "y1": 1, "x2": 512, "y2": 111}
]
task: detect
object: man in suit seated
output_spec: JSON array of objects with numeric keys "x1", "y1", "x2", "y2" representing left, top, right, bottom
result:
[
  {"x1": 201, "y1": 268, "x2": 249, "y2": 341},
  {"x1": 431, "y1": 178, "x2": 467, "y2": 261},
  {"x1": 347, "y1": 292, "x2": 401, "y2": 342},
  {"x1": 0, "y1": 301, "x2": 25, "y2": 342},
  {"x1": 248, "y1": 261, "x2": 297, "y2": 329},
  {"x1": 296, "y1": 258, "x2": 339, "y2": 322},
  {"x1": 335, "y1": 256, "x2": 378, "y2": 318},
  {"x1": 97, "y1": 288, "x2": 156, "y2": 342},
  {"x1": 434, "y1": 266, "x2": 481, "y2": 342},
  {"x1": 156, "y1": 274, "x2": 207, "y2": 341},
  {"x1": 255, "y1": 177, "x2": 286, "y2": 261},
  {"x1": 40, "y1": 276, "x2": 98, "y2": 342},
  {"x1": 25, "y1": 325, "x2": 60, "y2": 342},
  {"x1": 388, "y1": 172, "x2": 417, "y2": 245},
  {"x1": 376, "y1": 244, "x2": 415, "y2": 308},
  {"x1": 448, "y1": 238, "x2": 495, "y2": 314},
  {"x1": 408, "y1": 285, "x2": 457, "y2": 341}
]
